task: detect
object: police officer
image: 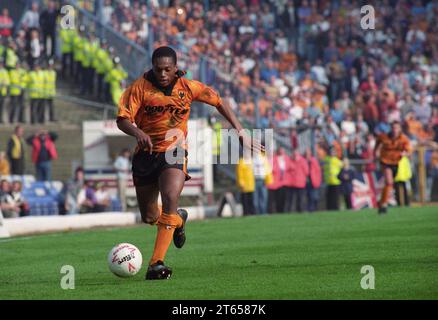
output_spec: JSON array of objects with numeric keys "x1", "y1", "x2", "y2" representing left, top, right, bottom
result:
[
  {"x1": 8, "y1": 61, "x2": 27, "y2": 123},
  {"x1": 103, "y1": 46, "x2": 115, "y2": 102},
  {"x1": 72, "y1": 25, "x2": 85, "y2": 84},
  {"x1": 93, "y1": 39, "x2": 110, "y2": 100},
  {"x1": 28, "y1": 63, "x2": 44, "y2": 124},
  {"x1": 5, "y1": 40, "x2": 18, "y2": 71},
  {"x1": 0, "y1": 35, "x2": 5, "y2": 60},
  {"x1": 59, "y1": 26, "x2": 76, "y2": 78},
  {"x1": 0, "y1": 60, "x2": 10, "y2": 123},
  {"x1": 79, "y1": 32, "x2": 91, "y2": 95},
  {"x1": 105, "y1": 56, "x2": 127, "y2": 106},
  {"x1": 43, "y1": 59, "x2": 56, "y2": 122},
  {"x1": 86, "y1": 33, "x2": 99, "y2": 95}
]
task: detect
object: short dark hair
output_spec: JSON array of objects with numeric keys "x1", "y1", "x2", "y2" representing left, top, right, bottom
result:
[
  {"x1": 75, "y1": 166, "x2": 84, "y2": 174},
  {"x1": 152, "y1": 46, "x2": 177, "y2": 65}
]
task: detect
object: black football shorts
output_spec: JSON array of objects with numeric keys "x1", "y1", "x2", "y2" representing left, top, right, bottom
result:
[
  {"x1": 132, "y1": 148, "x2": 191, "y2": 187},
  {"x1": 380, "y1": 161, "x2": 398, "y2": 178}
]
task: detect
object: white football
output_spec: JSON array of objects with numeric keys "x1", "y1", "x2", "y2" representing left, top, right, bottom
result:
[{"x1": 108, "y1": 243, "x2": 143, "y2": 277}]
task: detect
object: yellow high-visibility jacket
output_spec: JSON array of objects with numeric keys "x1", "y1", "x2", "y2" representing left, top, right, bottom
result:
[
  {"x1": 8, "y1": 68, "x2": 26, "y2": 96},
  {"x1": 236, "y1": 158, "x2": 255, "y2": 193},
  {"x1": 323, "y1": 156, "x2": 343, "y2": 186},
  {"x1": 0, "y1": 68, "x2": 10, "y2": 96},
  {"x1": 28, "y1": 70, "x2": 45, "y2": 99}
]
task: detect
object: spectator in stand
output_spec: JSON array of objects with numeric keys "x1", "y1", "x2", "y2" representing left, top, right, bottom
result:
[
  {"x1": 414, "y1": 94, "x2": 433, "y2": 126},
  {"x1": 306, "y1": 148, "x2": 322, "y2": 212},
  {"x1": 0, "y1": 180, "x2": 20, "y2": 218},
  {"x1": 0, "y1": 8, "x2": 13, "y2": 37},
  {"x1": 0, "y1": 151, "x2": 10, "y2": 176},
  {"x1": 7, "y1": 126, "x2": 26, "y2": 175},
  {"x1": 32, "y1": 0, "x2": 438, "y2": 206},
  {"x1": 330, "y1": 100, "x2": 344, "y2": 126},
  {"x1": 10, "y1": 180, "x2": 29, "y2": 217},
  {"x1": 285, "y1": 149, "x2": 309, "y2": 213},
  {"x1": 102, "y1": 0, "x2": 114, "y2": 25},
  {"x1": 363, "y1": 94, "x2": 379, "y2": 134},
  {"x1": 94, "y1": 182, "x2": 111, "y2": 212},
  {"x1": 39, "y1": 0, "x2": 59, "y2": 58},
  {"x1": 267, "y1": 147, "x2": 289, "y2": 213},
  {"x1": 21, "y1": 2, "x2": 40, "y2": 31},
  {"x1": 77, "y1": 181, "x2": 98, "y2": 213},
  {"x1": 26, "y1": 130, "x2": 58, "y2": 181},
  {"x1": 64, "y1": 166, "x2": 85, "y2": 215},
  {"x1": 28, "y1": 29, "x2": 42, "y2": 69},
  {"x1": 15, "y1": 30, "x2": 28, "y2": 61},
  {"x1": 338, "y1": 158, "x2": 355, "y2": 210},
  {"x1": 113, "y1": 148, "x2": 131, "y2": 212},
  {"x1": 326, "y1": 55, "x2": 346, "y2": 105}
]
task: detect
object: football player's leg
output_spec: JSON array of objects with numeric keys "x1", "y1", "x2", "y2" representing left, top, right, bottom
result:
[
  {"x1": 380, "y1": 166, "x2": 394, "y2": 208},
  {"x1": 149, "y1": 168, "x2": 185, "y2": 265},
  {"x1": 135, "y1": 182, "x2": 161, "y2": 225}
]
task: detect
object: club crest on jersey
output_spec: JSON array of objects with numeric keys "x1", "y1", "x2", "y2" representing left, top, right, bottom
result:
[{"x1": 178, "y1": 90, "x2": 185, "y2": 100}]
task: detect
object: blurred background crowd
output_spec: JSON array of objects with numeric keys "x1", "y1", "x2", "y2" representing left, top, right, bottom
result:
[{"x1": 1, "y1": 0, "x2": 438, "y2": 218}]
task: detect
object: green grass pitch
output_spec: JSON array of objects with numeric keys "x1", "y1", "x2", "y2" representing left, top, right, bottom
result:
[{"x1": 0, "y1": 206, "x2": 437, "y2": 299}]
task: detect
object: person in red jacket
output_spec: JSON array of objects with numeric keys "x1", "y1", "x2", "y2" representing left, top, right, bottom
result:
[
  {"x1": 26, "y1": 130, "x2": 58, "y2": 181},
  {"x1": 285, "y1": 149, "x2": 309, "y2": 213},
  {"x1": 305, "y1": 148, "x2": 322, "y2": 212},
  {"x1": 267, "y1": 147, "x2": 290, "y2": 213}
]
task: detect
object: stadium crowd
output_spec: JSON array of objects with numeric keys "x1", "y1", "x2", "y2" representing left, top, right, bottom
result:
[
  {"x1": 0, "y1": 0, "x2": 129, "y2": 128},
  {"x1": 3, "y1": 0, "x2": 438, "y2": 217},
  {"x1": 97, "y1": 0, "x2": 438, "y2": 209},
  {"x1": 0, "y1": 1, "x2": 58, "y2": 125}
]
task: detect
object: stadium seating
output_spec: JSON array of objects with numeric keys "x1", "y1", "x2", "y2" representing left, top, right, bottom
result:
[{"x1": 24, "y1": 181, "x2": 63, "y2": 216}]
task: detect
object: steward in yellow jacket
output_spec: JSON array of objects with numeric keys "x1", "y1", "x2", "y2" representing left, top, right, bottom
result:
[
  {"x1": 8, "y1": 61, "x2": 27, "y2": 123},
  {"x1": 0, "y1": 60, "x2": 10, "y2": 124}
]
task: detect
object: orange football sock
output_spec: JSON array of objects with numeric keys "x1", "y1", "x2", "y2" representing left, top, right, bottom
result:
[
  {"x1": 380, "y1": 185, "x2": 393, "y2": 207},
  {"x1": 150, "y1": 213, "x2": 183, "y2": 265},
  {"x1": 151, "y1": 205, "x2": 162, "y2": 225}
]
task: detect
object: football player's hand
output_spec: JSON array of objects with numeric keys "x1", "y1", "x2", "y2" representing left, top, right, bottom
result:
[
  {"x1": 238, "y1": 130, "x2": 265, "y2": 154},
  {"x1": 135, "y1": 130, "x2": 153, "y2": 154},
  {"x1": 374, "y1": 150, "x2": 380, "y2": 159}
]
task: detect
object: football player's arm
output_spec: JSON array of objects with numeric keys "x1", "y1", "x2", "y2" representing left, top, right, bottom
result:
[
  {"x1": 116, "y1": 83, "x2": 153, "y2": 153},
  {"x1": 402, "y1": 137, "x2": 412, "y2": 157},
  {"x1": 191, "y1": 81, "x2": 264, "y2": 153},
  {"x1": 116, "y1": 118, "x2": 153, "y2": 154},
  {"x1": 373, "y1": 137, "x2": 382, "y2": 159},
  {"x1": 216, "y1": 102, "x2": 265, "y2": 153},
  {"x1": 191, "y1": 81, "x2": 265, "y2": 152}
]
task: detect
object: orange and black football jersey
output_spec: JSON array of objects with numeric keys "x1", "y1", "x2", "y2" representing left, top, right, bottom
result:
[
  {"x1": 377, "y1": 133, "x2": 411, "y2": 165},
  {"x1": 117, "y1": 71, "x2": 222, "y2": 153}
]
